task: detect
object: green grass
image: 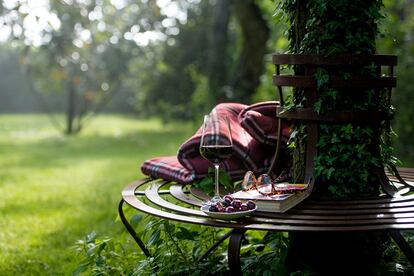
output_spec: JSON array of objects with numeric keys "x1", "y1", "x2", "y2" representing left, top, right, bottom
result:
[
  {"x1": 2, "y1": 114, "x2": 413, "y2": 275},
  {"x1": 0, "y1": 114, "x2": 194, "y2": 275}
]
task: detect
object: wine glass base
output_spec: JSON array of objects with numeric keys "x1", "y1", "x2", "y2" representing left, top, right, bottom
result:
[{"x1": 210, "y1": 195, "x2": 222, "y2": 204}]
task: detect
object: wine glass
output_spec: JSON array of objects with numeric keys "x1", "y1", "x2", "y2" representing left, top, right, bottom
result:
[{"x1": 199, "y1": 114, "x2": 233, "y2": 203}]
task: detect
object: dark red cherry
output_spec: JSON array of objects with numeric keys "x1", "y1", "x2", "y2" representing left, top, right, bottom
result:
[
  {"x1": 222, "y1": 198, "x2": 231, "y2": 207},
  {"x1": 223, "y1": 195, "x2": 234, "y2": 202},
  {"x1": 240, "y1": 203, "x2": 249, "y2": 211},
  {"x1": 231, "y1": 200, "x2": 242, "y2": 209},
  {"x1": 246, "y1": 201, "x2": 256, "y2": 210}
]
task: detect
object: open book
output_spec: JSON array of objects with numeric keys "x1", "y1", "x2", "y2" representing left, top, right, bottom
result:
[{"x1": 231, "y1": 183, "x2": 310, "y2": 213}]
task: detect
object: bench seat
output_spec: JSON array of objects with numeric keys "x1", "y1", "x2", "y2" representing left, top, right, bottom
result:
[{"x1": 119, "y1": 168, "x2": 414, "y2": 274}]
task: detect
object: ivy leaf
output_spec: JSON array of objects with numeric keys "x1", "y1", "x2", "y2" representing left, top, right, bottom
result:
[
  {"x1": 218, "y1": 169, "x2": 232, "y2": 190},
  {"x1": 193, "y1": 176, "x2": 214, "y2": 196},
  {"x1": 326, "y1": 167, "x2": 335, "y2": 179},
  {"x1": 315, "y1": 68, "x2": 329, "y2": 89},
  {"x1": 193, "y1": 168, "x2": 233, "y2": 195},
  {"x1": 314, "y1": 100, "x2": 322, "y2": 114}
]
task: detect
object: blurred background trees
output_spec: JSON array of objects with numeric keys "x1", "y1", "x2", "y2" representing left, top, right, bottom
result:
[
  {"x1": 0, "y1": 0, "x2": 412, "y2": 164},
  {"x1": 378, "y1": 0, "x2": 414, "y2": 165}
]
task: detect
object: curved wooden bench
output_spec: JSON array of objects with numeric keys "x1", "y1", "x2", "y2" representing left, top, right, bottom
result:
[
  {"x1": 119, "y1": 54, "x2": 414, "y2": 274},
  {"x1": 119, "y1": 168, "x2": 414, "y2": 274}
]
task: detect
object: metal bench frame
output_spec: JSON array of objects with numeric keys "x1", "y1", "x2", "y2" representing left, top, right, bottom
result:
[
  {"x1": 119, "y1": 170, "x2": 414, "y2": 274},
  {"x1": 119, "y1": 54, "x2": 414, "y2": 274}
]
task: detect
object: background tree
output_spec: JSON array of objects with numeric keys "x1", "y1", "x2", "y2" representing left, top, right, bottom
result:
[
  {"x1": 207, "y1": 0, "x2": 230, "y2": 103},
  {"x1": 136, "y1": 0, "x2": 271, "y2": 121},
  {"x1": 229, "y1": 0, "x2": 269, "y2": 103},
  {"x1": 0, "y1": 0, "x2": 184, "y2": 134},
  {"x1": 0, "y1": 0, "x2": 412, "y2": 166},
  {"x1": 378, "y1": 0, "x2": 414, "y2": 166}
]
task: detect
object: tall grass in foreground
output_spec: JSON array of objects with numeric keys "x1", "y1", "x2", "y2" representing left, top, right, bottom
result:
[{"x1": 0, "y1": 114, "x2": 194, "y2": 275}]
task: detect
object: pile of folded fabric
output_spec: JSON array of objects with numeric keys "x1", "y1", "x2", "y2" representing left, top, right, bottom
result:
[{"x1": 140, "y1": 101, "x2": 290, "y2": 184}]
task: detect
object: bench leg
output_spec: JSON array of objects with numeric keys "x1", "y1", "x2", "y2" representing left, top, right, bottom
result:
[
  {"x1": 390, "y1": 230, "x2": 414, "y2": 266},
  {"x1": 198, "y1": 229, "x2": 233, "y2": 263},
  {"x1": 228, "y1": 228, "x2": 246, "y2": 276},
  {"x1": 118, "y1": 199, "x2": 151, "y2": 257}
]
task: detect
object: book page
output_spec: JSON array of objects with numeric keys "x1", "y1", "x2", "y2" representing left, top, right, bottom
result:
[{"x1": 232, "y1": 189, "x2": 293, "y2": 201}]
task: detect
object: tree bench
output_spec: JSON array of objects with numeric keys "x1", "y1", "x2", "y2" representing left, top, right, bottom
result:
[
  {"x1": 119, "y1": 54, "x2": 414, "y2": 274},
  {"x1": 119, "y1": 168, "x2": 414, "y2": 274}
]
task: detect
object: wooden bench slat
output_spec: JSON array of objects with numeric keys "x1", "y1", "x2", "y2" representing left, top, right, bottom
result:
[
  {"x1": 145, "y1": 181, "x2": 206, "y2": 216},
  {"x1": 302, "y1": 200, "x2": 414, "y2": 210},
  {"x1": 272, "y1": 54, "x2": 398, "y2": 66},
  {"x1": 287, "y1": 206, "x2": 414, "y2": 215},
  {"x1": 307, "y1": 194, "x2": 414, "y2": 205},
  {"x1": 272, "y1": 75, "x2": 396, "y2": 88},
  {"x1": 257, "y1": 211, "x2": 414, "y2": 221},
  {"x1": 170, "y1": 184, "x2": 202, "y2": 206},
  {"x1": 122, "y1": 169, "x2": 414, "y2": 233},
  {"x1": 244, "y1": 216, "x2": 414, "y2": 226}
]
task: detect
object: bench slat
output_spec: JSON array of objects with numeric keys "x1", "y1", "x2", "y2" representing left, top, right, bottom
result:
[{"x1": 123, "y1": 169, "x2": 414, "y2": 232}]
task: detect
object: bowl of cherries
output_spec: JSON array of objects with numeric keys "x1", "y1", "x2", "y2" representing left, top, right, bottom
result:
[{"x1": 201, "y1": 195, "x2": 257, "y2": 220}]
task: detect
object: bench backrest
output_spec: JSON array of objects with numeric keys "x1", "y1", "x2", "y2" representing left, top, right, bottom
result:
[{"x1": 270, "y1": 54, "x2": 398, "y2": 196}]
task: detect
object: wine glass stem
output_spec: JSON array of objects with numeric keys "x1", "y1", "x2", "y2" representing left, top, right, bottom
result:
[{"x1": 214, "y1": 163, "x2": 220, "y2": 198}]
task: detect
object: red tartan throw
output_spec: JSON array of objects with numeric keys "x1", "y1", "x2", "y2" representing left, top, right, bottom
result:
[
  {"x1": 140, "y1": 156, "x2": 195, "y2": 183},
  {"x1": 238, "y1": 101, "x2": 290, "y2": 146},
  {"x1": 140, "y1": 102, "x2": 288, "y2": 183},
  {"x1": 177, "y1": 103, "x2": 271, "y2": 180}
]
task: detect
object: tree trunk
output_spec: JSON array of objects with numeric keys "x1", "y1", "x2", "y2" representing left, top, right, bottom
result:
[
  {"x1": 230, "y1": 0, "x2": 269, "y2": 104},
  {"x1": 283, "y1": 0, "x2": 394, "y2": 274},
  {"x1": 208, "y1": 0, "x2": 230, "y2": 103},
  {"x1": 66, "y1": 72, "x2": 76, "y2": 135}
]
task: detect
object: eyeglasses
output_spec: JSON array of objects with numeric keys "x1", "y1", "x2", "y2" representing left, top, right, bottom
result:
[
  {"x1": 241, "y1": 171, "x2": 306, "y2": 196},
  {"x1": 241, "y1": 171, "x2": 278, "y2": 196}
]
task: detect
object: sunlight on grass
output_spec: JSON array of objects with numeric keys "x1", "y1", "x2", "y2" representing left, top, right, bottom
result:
[{"x1": 0, "y1": 114, "x2": 195, "y2": 275}]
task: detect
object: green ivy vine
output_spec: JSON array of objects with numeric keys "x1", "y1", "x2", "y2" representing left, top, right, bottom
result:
[{"x1": 277, "y1": 0, "x2": 396, "y2": 197}]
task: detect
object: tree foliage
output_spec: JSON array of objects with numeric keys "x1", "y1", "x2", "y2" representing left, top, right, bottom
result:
[
  {"x1": 135, "y1": 0, "x2": 271, "y2": 121},
  {"x1": 0, "y1": 0, "x2": 412, "y2": 166},
  {"x1": 0, "y1": 0, "x2": 191, "y2": 133},
  {"x1": 378, "y1": 0, "x2": 414, "y2": 166}
]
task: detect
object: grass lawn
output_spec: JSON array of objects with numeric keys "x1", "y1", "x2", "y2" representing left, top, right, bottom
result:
[{"x1": 0, "y1": 114, "x2": 194, "y2": 275}]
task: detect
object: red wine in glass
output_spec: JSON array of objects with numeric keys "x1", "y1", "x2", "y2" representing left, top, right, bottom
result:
[
  {"x1": 199, "y1": 114, "x2": 233, "y2": 203},
  {"x1": 200, "y1": 145, "x2": 232, "y2": 164}
]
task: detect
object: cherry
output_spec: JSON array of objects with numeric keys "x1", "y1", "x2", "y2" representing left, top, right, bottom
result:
[
  {"x1": 246, "y1": 201, "x2": 256, "y2": 210},
  {"x1": 222, "y1": 198, "x2": 232, "y2": 207},
  {"x1": 240, "y1": 203, "x2": 249, "y2": 211},
  {"x1": 223, "y1": 194, "x2": 234, "y2": 202},
  {"x1": 207, "y1": 196, "x2": 256, "y2": 213},
  {"x1": 231, "y1": 200, "x2": 242, "y2": 209}
]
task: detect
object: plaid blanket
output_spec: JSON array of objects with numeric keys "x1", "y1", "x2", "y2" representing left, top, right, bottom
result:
[
  {"x1": 141, "y1": 156, "x2": 195, "y2": 183},
  {"x1": 239, "y1": 101, "x2": 290, "y2": 146},
  {"x1": 178, "y1": 103, "x2": 270, "y2": 176},
  {"x1": 140, "y1": 102, "x2": 289, "y2": 183}
]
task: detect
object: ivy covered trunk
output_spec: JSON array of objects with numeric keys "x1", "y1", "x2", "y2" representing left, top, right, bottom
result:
[{"x1": 278, "y1": 0, "x2": 396, "y2": 274}]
